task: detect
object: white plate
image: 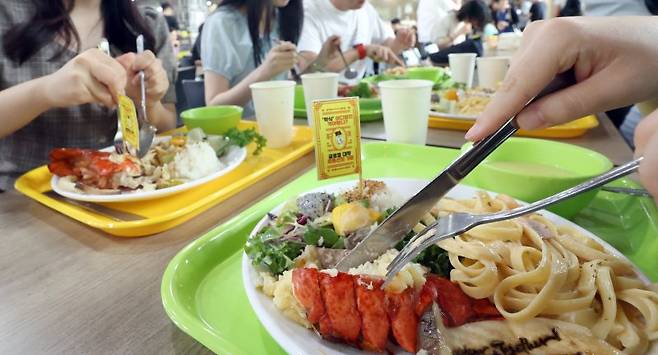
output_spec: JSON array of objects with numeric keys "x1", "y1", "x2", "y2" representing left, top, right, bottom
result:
[
  {"x1": 50, "y1": 140, "x2": 247, "y2": 203},
  {"x1": 242, "y1": 178, "x2": 650, "y2": 355},
  {"x1": 429, "y1": 109, "x2": 477, "y2": 121}
]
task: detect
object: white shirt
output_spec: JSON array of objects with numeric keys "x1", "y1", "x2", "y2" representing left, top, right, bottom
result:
[
  {"x1": 582, "y1": 0, "x2": 650, "y2": 16},
  {"x1": 297, "y1": 0, "x2": 394, "y2": 83},
  {"x1": 428, "y1": 11, "x2": 464, "y2": 45},
  {"x1": 416, "y1": 0, "x2": 459, "y2": 43}
]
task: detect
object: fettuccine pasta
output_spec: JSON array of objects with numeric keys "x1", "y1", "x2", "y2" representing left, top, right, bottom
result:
[{"x1": 413, "y1": 192, "x2": 658, "y2": 354}]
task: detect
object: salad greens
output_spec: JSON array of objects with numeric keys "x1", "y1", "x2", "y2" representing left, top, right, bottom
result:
[
  {"x1": 348, "y1": 82, "x2": 375, "y2": 98},
  {"x1": 396, "y1": 232, "x2": 453, "y2": 277},
  {"x1": 185, "y1": 127, "x2": 267, "y2": 156},
  {"x1": 244, "y1": 226, "x2": 305, "y2": 275}
]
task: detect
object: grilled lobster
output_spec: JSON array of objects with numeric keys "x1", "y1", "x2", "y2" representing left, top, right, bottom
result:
[
  {"x1": 48, "y1": 148, "x2": 140, "y2": 190},
  {"x1": 292, "y1": 268, "x2": 501, "y2": 353}
]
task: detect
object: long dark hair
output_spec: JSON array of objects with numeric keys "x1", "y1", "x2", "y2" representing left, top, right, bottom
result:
[
  {"x1": 219, "y1": 0, "x2": 303, "y2": 66},
  {"x1": 3, "y1": 0, "x2": 156, "y2": 65},
  {"x1": 558, "y1": 0, "x2": 582, "y2": 17},
  {"x1": 457, "y1": 0, "x2": 493, "y2": 31}
]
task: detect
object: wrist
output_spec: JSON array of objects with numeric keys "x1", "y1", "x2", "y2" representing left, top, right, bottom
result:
[{"x1": 35, "y1": 75, "x2": 57, "y2": 110}]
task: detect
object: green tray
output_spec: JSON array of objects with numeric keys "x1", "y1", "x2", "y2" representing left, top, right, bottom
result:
[
  {"x1": 294, "y1": 97, "x2": 382, "y2": 122},
  {"x1": 161, "y1": 143, "x2": 658, "y2": 354}
]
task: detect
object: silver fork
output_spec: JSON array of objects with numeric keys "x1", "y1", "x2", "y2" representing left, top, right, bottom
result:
[{"x1": 383, "y1": 156, "x2": 645, "y2": 287}]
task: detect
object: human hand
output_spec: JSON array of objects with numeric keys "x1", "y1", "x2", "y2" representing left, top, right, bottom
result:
[
  {"x1": 394, "y1": 28, "x2": 415, "y2": 51},
  {"x1": 365, "y1": 44, "x2": 404, "y2": 66},
  {"x1": 465, "y1": 17, "x2": 658, "y2": 141},
  {"x1": 261, "y1": 41, "x2": 297, "y2": 78},
  {"x1": 497, "y1": 20, "x2": 509, "y2": 31},
  {"x1": 43, "y1": 48, "x2": 127, "y2": 108},
  {"x1": 634, "y1": 110, "x2": 658, "y2": 201},
  {"x1": 116, "y1": 50, "x2": 169, "y2": 106},
  {"x1": 315, "y1": 35, "x2": 342, "y2": 69}
]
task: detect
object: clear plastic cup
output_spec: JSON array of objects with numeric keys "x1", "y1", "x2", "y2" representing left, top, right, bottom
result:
[
  {"x1": 477, "y1": 56, "x2": 510, "y2": 90},
  {"x1": 300, "y1": 73, "x2": 339, "y2": 127},
  {"x1": 249, "y1": 80, "x2": 295, "y2": 148},
  {"x1": 379, "y1": 80, "x2": 433, "y2": 145},
  {"x1": 448, "y1": 53, "x2": 477, "y2": 88}
]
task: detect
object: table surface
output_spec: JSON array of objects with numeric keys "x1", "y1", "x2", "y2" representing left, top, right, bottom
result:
[{"x1": 0, "y1": 118, "x2": 634, "y2": 354}]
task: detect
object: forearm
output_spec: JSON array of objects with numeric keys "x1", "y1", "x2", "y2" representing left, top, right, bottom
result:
[
  {"x1": 147, "y1": 101, "x2": 177, "y2": 132},
  {"x1": 322, "y1": 49, "x2": 359, "y2": 73},
  {"x1": 0, "y1": 76, "x2": 51, "y2": 139},
  {"x1": 206, "y1": 67, "x2": 270, "y2": 107}
]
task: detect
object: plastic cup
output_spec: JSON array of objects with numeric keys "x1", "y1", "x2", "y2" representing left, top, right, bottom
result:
[
  {"x1": 448, "y1": 53, "x2": 476, "y2": 88},
  {"x1": 249, "y1": 80, "x2": 295, "y2": 148},
  {"x1": 477, "y1": 56, "x2": 510, "y2": 90},
  {"x1": 379, "y1": 80, "x2": 433, "y2": 145},
  {"x1": 300, "y1": 73, "x2": 339, "y2": 127}
]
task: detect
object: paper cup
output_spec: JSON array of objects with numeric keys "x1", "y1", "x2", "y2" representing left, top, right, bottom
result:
[
  {"x1": 379, "y1": 80, "x2": 433, "y2": 145},
  {"x1": 249, "y1": 80, "x2": 295, "y2": 148},
  {"x1": 448, "y1": 53, "x2": 476, "y2": 88},
  {"x1": 477, "y1": 56, "x2": 510, "y2": 90},
  {"x1": 301, "y1": 73, "x2": 339, "y2": 127}
]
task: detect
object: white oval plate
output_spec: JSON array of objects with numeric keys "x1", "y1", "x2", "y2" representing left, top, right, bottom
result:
[
  {"x1": 51, "y1": 140, "x2": 247, "y2": 203},
  {"x1": 242, "y1": 178, "x2": 650, "y2": 355}
]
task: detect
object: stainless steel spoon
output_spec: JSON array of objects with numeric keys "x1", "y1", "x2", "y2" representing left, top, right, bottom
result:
[
  {"x1": 135, "y1": 34, "x2": 157, "y2": 158},
  {"x1": 337, "y1": 47, "x2": 358, "y2": 79}
]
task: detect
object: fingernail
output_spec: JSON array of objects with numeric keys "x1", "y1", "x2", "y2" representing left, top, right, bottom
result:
[
  {"x1": 465, "y1": 123, "x2": 481, "y2": 141},
  {"x1": 518, "y1": 109, "x2": 547, "y2": 130}
]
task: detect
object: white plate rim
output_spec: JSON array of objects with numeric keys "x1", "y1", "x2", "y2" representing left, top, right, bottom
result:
[
  {"x1": 50, "y1": 142, "x2": 247, "y2": 203},
  {"x1": 241, "y1": 178, "x2": 650, "y2": 355}
]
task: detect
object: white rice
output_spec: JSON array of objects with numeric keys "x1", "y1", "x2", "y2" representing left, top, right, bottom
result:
[{"x1": 173, "y1": 142, "x2": 223, "y2": 180}]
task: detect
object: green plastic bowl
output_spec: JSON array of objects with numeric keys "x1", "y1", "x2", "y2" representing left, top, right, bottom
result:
[
  {"x1": 407, "y1": 67, "x2": 442, "y2": 83},
  {"x1": 181, "y1": 105, "x2": 242, "y2": 135},
  {"x1": 461, "y1": 137, "x2": 613, "y2": 218}
]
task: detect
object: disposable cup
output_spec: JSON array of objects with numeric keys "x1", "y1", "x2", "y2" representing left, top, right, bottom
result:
[
  {"x1": 249, "y1": 80, "x2": 295, "y2": 148},
  {"x1": 379, "y1": 80, "x2": 433, "y2": 145},
  {"x1": 477, "y1": 56, "x2": 510, "y2": 89},
  {"x1": 301, "y1": 73, "x2": 339, "y2": 127},
  {"x1": 448, "y1": 53, "x2": 476, "y2": 88}
]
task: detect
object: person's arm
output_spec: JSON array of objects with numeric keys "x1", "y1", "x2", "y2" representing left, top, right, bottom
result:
[
  {"x1": 0, "y1": 49, "x2": 126, "y2": 139},
  {"x1": 205, "y1": 42, "x2": 296, "y2": 106}
]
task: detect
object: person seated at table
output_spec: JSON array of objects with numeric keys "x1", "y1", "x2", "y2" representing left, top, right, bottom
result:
[
  {"x1": 429, "y1": 0, "x2": 498, "y2": 63},
  {"x1": 202, "y1": 0, "x2": 341, "y2": 118},
  {"x1": 416, "y1": 0, "x2": 462, "y2": 45},
  {"x1": 491, "y1": 0, "x2": 519, "y2": 32},
  {"x1": 464, "y1": 16, "x2": 658, "y2": 202},
  {"x1": 296, "y1": 0, "x2": 415, "y2": 83},
  {"x1": 0, "y1": 0, "x2": 177, "y2": 192}
]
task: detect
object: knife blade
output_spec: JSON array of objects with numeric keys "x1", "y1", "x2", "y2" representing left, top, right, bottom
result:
[
  {"x1": 335, "y1": 69, "x2": 577, "y2": 271},
  {"x1": 44, "y1": 190, "x2": 146, "y2": 222}
]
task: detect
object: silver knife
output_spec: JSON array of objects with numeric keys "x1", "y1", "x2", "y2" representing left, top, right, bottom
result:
[
  {"x1": 335, "y1": 70, "x2": 577, "y2": 271},
  {"x1": 44, "y1": 190, "x2": 146, "y2": 222}
]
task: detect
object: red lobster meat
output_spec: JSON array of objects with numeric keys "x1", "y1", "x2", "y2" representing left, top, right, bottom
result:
[
  {"x1": 292, "y1": 268, "x2": 501, "y2": 353},
  {"x1": 48, "y1": 148, "x2": 140, "y2": 190}
]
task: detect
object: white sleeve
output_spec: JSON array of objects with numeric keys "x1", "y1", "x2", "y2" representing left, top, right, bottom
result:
[
  {"x1": 370, "y1": 6, "x2": 395, "y2": 44},
  {"x1": 297, "y1": 12, "x2": 323, "y2": 54},
  {"x1": 416, "y1": 0, "x2": 433, "y2": 42}
]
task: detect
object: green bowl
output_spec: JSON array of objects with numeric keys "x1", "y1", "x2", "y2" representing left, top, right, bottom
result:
[
  {"x1": 181, "y1": 105, "x2": 242, "y2": 135},
  {"x1": 407, "y1": 67, "x2": 442, "y2": 83},
  {"x1": 461, "y1": 138, "x2": 613, "y2": 218}
]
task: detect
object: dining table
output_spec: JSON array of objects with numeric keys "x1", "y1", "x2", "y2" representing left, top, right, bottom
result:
[{"x1": 0, "y1": 114, "x2": 636, "y2": 354}]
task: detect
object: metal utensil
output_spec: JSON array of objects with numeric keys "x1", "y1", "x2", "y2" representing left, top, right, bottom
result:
[
  {"x1": 384, "y1": 157, "x2": 644, "y2": 286},
  {"x1": 335, "y1": 69, "x2": 577, "y2": 271},
  {"x1": 337, "y1": 47, "x2": 358, "y2": 79},
  {"x1": 135, "y1": 34, "x2": 157, "y2": 158},
  {"x1": 602, "y1": 186, "x2": 652, "y2": 197},
  {"x1": 44, "y1": 191, "x2": 146, "y2": 221}
]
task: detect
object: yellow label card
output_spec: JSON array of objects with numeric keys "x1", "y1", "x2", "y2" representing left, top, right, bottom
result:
[
  {"x1": 117, "y1": 94, "x2": 139, "y2": 155},
  {"x1": 312, "y1": 97, "x2": 362, "y2": 180}
]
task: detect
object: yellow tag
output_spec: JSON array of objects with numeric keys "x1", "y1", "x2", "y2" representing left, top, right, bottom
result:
[
  {"x1": 312, "y1": 97, "x2": 362, "y2": 180},
  {"x1": 117, "y1": 94, "x2": 139, "y2": 155}
]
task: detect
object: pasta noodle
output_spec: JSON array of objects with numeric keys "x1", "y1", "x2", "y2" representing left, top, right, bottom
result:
[{"x1": 413, "y1": 192, "x2": 658, "y2": 354}]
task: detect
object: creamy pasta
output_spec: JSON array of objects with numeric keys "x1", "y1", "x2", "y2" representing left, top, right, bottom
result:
[{"x1": 412, "y1": 192, "x2": 658, "y2": 354}]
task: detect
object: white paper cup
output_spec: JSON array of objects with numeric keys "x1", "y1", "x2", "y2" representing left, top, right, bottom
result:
[
  {"x1": 249, "y1": 80, "x2": 295, "y2": 148},
  {"x1": 448, "y1": 53, "x2": 476, "y2": 88},
  {"x1": 477, "y1": 56, "x2": 510, "y2": 90},
  {"x1": 301, "y1": 73, "x2": 339, "y2": 127},
  {"x1": 379, "y1": 80, "x2": 433, "y2": 145}
]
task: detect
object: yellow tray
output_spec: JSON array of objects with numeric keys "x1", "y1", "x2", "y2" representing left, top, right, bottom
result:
[
  {"x1": 14, "y1": 121, "x2": 313, "y2": 237},
  {"x1": 428, "y1": 114, "x2": 599, "y2": 138}
]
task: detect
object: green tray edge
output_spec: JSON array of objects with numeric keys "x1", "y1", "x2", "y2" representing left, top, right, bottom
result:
[{"x1": 161, "y1": 142, "x2": 658, "y2": 354}]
